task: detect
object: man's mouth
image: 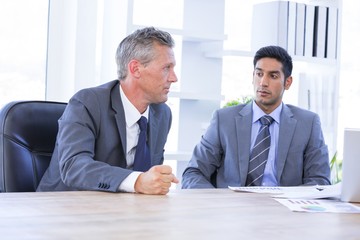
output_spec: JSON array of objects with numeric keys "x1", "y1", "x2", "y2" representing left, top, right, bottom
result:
[{"x1": 257, "y1": 89, "x2": 270, "y2": 95}]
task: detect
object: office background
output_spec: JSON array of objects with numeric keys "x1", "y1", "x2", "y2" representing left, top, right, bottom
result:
[{"x1": 0, "y1": 0, "x2": 357, "y2": 184}]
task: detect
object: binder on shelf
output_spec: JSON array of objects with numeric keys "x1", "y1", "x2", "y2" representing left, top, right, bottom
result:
[
  {"x1": 287, "y1": 1, "x2": 297, "y2": 56},
  {"x1": 304, "y1": 5, "x2": 315, "y2": 57},
  {"x1": 314, "y1": 5, "x2": 327, "y2": 58},
  {"x1": 295, "y1": 3, "x2": 306, "y2": 56},
  {"x1": 326, "y1": 7, "x2": 338, "y2": 59},
  {"x1": 277, "y1": 1, "x2": 289, "y2": 49}
]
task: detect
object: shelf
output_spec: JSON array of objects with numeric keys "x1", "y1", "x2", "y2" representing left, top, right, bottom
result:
[
  {"x1": 204, "y1": 49, "x2": 254, "y2": 58},
  {"x1": 130, "y1": 24, "x2": 227, "y2": 42},
  {"x1": 169, "y1": 91, "x2": 224, "y2": 101},
  {"x1": 204, "y1": 49, "x2": 338, "y2": 66},
  {"x1": 292, "y1": 55, "x2": 337, "y2": 65},
  {"x1": 164, "y1": 151, "x2": 192, "y2": 161}
]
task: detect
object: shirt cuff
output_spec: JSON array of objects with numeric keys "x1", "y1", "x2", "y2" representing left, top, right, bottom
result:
[{"x1": 118, "y1": 171, "x2": 142, "y2": 193}]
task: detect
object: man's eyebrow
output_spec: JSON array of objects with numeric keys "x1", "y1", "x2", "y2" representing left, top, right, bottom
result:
[
  {"x1": 269, "y1": 70, "x2": 281, "y2": 75},
  {"x1": 255, "y1": 68, "x2": 281, "y2": 75}
]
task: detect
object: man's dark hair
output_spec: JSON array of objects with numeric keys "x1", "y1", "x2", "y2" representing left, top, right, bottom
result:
[{"x1": 253, "y1": 45, "x2": 293, "y2": 79}]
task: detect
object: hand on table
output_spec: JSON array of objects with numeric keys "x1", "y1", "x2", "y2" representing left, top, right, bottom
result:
[{"x1": 134, "y1": 165, "x2": 179, "y2": 195}]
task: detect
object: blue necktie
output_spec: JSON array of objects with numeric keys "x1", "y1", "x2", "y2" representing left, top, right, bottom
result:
[
  {"x1": 133, "y1": 116, "x2": 151, "y2": 171},
  {"x1": 246, "y1": 115, "x2": 274, "y2": 186}
]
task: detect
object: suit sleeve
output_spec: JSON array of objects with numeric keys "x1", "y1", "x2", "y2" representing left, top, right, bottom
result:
[
  {"x1": 182, "y1": 111, "x2": 223, "y2": 189},
  {"x1": 302, "y1": 114, "x2": 331, "y2": 185}
]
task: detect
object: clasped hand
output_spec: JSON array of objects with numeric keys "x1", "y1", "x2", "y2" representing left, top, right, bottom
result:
[{"x1": 134, "y1": 165, "x2": 179, "y2": 195}]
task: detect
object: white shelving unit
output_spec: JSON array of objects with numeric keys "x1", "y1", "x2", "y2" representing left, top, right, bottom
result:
[
  {"x1": 130, "y1": 0, "x2": 341, "y2": 184},
  {"x1": 172, "y1": 0, "x2": 226, "y2": 183}
]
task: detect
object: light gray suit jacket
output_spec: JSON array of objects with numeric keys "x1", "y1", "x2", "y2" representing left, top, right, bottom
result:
[
  {"x1": 37, "y1": 80, "x2": 172, "y2": 192},
  {"x1": 182, "y1": 102, "x2": 331, "y2": 188}
]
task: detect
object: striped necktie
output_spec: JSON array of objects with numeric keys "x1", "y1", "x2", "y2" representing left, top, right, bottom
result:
[{"x1": 246, "y1": 115, "x2": 274, "y2": 186}]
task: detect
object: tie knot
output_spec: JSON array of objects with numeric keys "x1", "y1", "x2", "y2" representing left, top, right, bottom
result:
[
  {"x1": 259, "y1": 115, "x2": 274, "y2": 126},
  {"x1": 137, "y1": 116, "x2": 148, "y2": 131}
]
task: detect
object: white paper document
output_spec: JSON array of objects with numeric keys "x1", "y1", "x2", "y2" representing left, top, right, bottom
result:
[
  {"x1": 228, "y1": 183, "x2": 341, "y2": 200},
  {"x1": 275, "y1": 198, "x2": 360, "y2": 213},
  {"x1": 229, "y1": 185, "x2": 288, "y2": 194},
  {"x1": 229, "y1": 183, "x2": 360, "y2": 213}
]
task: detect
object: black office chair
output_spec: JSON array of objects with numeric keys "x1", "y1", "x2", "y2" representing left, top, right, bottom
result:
[{"x1": 0, "y1": 101, "x2": 67, "y2": 192}]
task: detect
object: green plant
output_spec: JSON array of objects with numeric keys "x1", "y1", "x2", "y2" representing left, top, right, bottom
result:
[
  {"x1": 330, "y1": 151, "x2": 342, "y2": 184},
  {"x1": 223, "y1": 96, "x2": 253, "y2": 108}
]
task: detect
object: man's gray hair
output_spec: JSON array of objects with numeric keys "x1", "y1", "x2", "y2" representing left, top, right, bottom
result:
[{"x1": 115, "y1": 27, "x2": 175, "y2": 80}]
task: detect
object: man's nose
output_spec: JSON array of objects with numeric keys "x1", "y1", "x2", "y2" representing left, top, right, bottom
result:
[
  {"x1": 169, "y1": 70, "x2": 178, "y2": 83},
  {"x1": 259, "y1": 76, "x2": 269, "y2": 86}
]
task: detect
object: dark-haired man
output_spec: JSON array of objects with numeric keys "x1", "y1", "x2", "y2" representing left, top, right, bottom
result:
[{"x1": 182, "y1": 45, "x2": 330, "y2": 188}]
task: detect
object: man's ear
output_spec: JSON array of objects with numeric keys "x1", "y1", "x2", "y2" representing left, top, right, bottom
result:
[
  {"x1": 129, "y1": 59, "x2": 141, "y2": 78},
  {"x1": 284, "y1": 76, "x2": 293, "y2": 90}
]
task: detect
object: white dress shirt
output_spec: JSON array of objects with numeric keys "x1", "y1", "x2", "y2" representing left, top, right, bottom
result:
[
  {"x1": 251, "y1": 102, "x2": 282, "y2": 186},
  {"x1": 118, "y1": 84, "x2": 149, "y2": 192}
]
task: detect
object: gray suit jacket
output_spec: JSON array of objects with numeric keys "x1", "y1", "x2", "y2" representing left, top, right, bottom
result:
[
  {"x1": 182, "y1": 102, "x2": 331, "y2": 188},
  {"x1": 37, "y1": 80, "x2": 172, "y2": 192}
]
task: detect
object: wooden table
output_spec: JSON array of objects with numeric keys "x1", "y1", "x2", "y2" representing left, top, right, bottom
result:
[{"x1": 0, "y1": 189, "x2": 359, "y2": 239}]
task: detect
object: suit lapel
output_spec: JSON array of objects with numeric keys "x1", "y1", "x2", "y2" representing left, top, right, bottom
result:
[
  {"x1": 110, "y1": 81, "x2": 127, "y2": 157},
  {"x1": 110, "y1": 81, "x2": 160, "y2": 167},
  {"x1": 276, "y1": 105, "x2": 297, "y2": 182},
  {"x1": 148, "y1": 106, "x2": 159, "y2": 166},
  {"x1": 236, "y1": 104, "x2": 253, "y2": 185}
]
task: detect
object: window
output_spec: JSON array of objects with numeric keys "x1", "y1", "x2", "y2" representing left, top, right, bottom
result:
[{"x1": 0, "y1": 0, "x2": 49, "y2": 108}]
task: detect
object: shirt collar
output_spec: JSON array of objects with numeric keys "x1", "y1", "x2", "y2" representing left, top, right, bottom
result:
[
  {"x1": 252, "y1": 101, "x2": 282, "y2": 124},
  {"x1": 119, "y1": 84, "x2": 149, "y2": 128}
]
